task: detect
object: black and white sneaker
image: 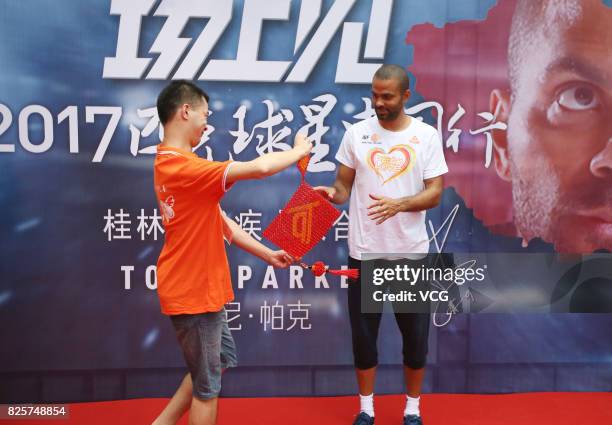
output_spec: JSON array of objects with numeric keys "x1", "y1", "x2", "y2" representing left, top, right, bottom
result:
[
  {"x1": 353, "y1": 411, "x2": 375, "y2": 425},
  {"x1": 403, "y1": 414, "x2": 423, "y2": 425}
]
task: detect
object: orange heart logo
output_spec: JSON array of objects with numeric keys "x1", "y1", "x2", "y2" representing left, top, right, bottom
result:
[{"x1": 367, "y1": 144, "x2": 415, "y2": 184}]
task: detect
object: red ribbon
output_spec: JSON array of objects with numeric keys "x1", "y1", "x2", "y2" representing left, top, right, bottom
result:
[{"x1": 300, "y1": 261, "x2": 359, "y2": 280}]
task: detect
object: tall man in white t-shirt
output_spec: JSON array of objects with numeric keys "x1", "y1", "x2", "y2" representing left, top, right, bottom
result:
[{"x1": 315, "y1": 64, "x2": 448, "y2": 425}]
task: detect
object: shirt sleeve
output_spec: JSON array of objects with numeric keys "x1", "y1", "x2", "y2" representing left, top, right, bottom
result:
[
  {"x1": 423, "y1": 130, "x2": 448, "y2": 180},
  {"x1": 177, "y1": 158, "x2": 234, "y2": 199},
  {"x1": 335, "y1": 128, "x2": 355, "y2": 169}
]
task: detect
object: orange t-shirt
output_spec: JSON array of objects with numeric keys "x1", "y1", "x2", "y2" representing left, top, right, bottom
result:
[{"x1": 154, "y1": 145, "x2": 234, "y2": 315}]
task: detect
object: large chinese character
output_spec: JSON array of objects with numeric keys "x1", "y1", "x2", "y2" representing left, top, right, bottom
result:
[
  {"x1": 342, "y1": 97, "x2": 375, "y2": 130},
  {"x1": 230, "y1": 100, "x2": 293, "y2": 156},
  {"x1": 234, "y1": 209, "x2": 263, "y2": 241},
  {"x1": 445, "y1": 104, "x2": 466, "y2": 153},
  {"x1": 225, "y1": 302, "x2": 242, "y2": 331},
  {"x1": 129, "y1": 107, "x2": 162, "y2": 156},
  {"x1": 469, "y1": 112, "x2": 508, "y2": 168},
  {"x1": 333, "y1": 210, "x2": 350, "y2": 242},
  {"x1": 297, "y1": 94, "x2": 337, "y2": 172},
  {"x1": 136, "y1": 209, "x2": 165, "y2": 241},
  {"x1": 286, "y1": 300, "x2": 312, "y2": 331},
  {"x1": 103, "y1": 209, "x2": 131, "y2": 241}
]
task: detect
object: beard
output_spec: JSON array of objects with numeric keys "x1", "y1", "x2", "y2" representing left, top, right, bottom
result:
[
  {"x1": 375, "y1": 105, "x2": 401, "y2": 121},
  {"x1": 511, "y1": 158, "x2": 612, "y2": 252},
  {"x1": 511, "y1": 158, "x2": 560, "y2": 245}
]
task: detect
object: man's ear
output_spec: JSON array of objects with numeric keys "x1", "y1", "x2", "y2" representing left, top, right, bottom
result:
[
  {"x1": 490, "y1": 89, "x2": 512, "y2": 182},
  {"x1": 179, "y1": 103, "x2": 190, "y2": 121},
  {"x1": 403, "y1": 89, "x2": 411, "y2": 104}
]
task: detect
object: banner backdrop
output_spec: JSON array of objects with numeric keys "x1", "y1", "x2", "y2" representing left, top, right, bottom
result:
[{"x1": 1, "y1": 0, "x2": 611, "y2": 399}]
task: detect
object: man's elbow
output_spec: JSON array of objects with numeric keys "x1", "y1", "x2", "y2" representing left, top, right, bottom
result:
[
  {"x1": 250, "y1": 161, "x2": 272, "y2": 179},
  {"x1": 257, "y1": 164, "x2": 272, "y2": 179},
  {"x1": 430, "y1": 188, "x2": 443, "y2": 208},
  {"x1": 335, "y1": 190, "x2": 350, "y2": 205}
]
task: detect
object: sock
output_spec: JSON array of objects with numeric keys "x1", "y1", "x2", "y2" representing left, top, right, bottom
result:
[
  {"x1": 359, "y1": 393, "x2": 375, "y2": 417},
  {"x1": 404, "y1": 395, "x2": 420, "y2": 416}
]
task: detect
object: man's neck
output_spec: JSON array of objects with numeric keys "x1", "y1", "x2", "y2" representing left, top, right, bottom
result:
[
  {"x1": 159, "y1": 132, "x2": 192, "y2": 152},
  {"x1": 378, "y1": 113, "x2": 412, "y2": 132}
]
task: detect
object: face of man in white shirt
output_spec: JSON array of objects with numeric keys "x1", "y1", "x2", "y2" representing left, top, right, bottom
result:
[{"x1": 372, "y1": 78, "x2": 410, "y2": 122}]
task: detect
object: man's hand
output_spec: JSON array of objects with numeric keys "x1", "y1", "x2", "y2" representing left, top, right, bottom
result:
[
  {"x1": 367, "y1": 194, "x2": 404, "y2": 224},
  {"x1": 267, "y1": 250, "x2": 294, "y2": 268},
  {"x1": 293, "y1": 132, "x2": 312, "y2": 158},
  {"x1": 313, "y1": 185, "x2": 336, "y2": 201}
]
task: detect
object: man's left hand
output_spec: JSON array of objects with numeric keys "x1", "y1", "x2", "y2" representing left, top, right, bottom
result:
[
  {"x1": 267, "y1": 250, "x2": 294, "y2": 268},
  {"x1": 367, "y1": 194, "x2": 403, "y2": 225}
]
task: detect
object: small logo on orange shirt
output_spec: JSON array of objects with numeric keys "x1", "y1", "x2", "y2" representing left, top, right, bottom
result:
[{"x1": 160, "y1": 195, "x2": 175, "y2": 223}]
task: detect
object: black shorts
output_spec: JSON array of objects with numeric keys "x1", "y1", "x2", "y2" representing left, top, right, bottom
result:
[{"x1": 348, "y1": 256, "x2": 430, "y2": 370}]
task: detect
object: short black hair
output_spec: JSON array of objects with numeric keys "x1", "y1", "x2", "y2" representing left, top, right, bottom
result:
[
  {"x1": 508, "y1": 0, "x2": 584, "y2": 93},
  {"x1": 373, "y1": 64, "x2": 410, "y2": 93},
  {"x1": 157, "y1": 80, "x2": 209, "y2": 125}
]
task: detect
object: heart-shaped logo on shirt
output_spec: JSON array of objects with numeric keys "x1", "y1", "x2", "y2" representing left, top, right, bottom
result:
[{"x1": 367, "y1": 144, "x2": 415, "y2": 184}]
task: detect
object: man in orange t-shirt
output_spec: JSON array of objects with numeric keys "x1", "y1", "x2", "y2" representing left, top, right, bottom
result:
[{"x1": 152, "y1": 81, "x2": 311, "y2": 425}]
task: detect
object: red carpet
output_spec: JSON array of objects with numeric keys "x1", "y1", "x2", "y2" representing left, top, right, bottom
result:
[{"x1": 8, "y1": 393, "x2": 612, "y2": 425}]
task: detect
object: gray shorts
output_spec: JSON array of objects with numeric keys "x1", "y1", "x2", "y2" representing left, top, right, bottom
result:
[{"x1": 170, "y1": 308, "x2": 238, "y2": 400}]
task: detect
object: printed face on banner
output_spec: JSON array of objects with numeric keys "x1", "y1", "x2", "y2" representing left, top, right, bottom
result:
[
  {"x1": 409, "y1": 0, "x2": 612, "y2": 253},
  {"x1": 496, "y1": 0, "x2": 612, "y2": 253}
]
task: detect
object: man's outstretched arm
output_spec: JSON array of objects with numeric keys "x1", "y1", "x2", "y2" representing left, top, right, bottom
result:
[
  {"x1": 221, "y1": 211, "x2": 293, "y2": 268},
  {"x1": 225, "y1": 133, "x2": 312, "y2": 184},
  {"x1": 313, "y1": 164, "x2": 356, "y2": 205}
]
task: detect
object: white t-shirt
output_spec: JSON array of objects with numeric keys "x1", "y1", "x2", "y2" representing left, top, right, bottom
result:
[{"x1": 335, "y1": 116, "x2": 448, "y2": 260}]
